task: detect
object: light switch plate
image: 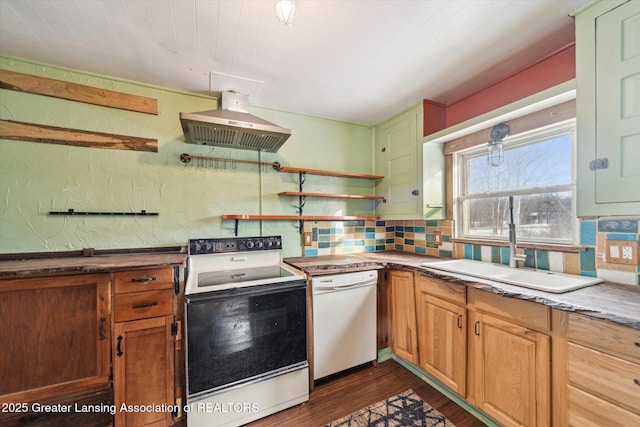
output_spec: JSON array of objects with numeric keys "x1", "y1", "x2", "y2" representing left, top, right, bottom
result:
[
  {"x1": 605, "y1": 239, "x2": 639, "y2": 265},
  {"x1": 303, "y1": 232, "x2": 313, "y2": 247},
  {"x1": 433, "y1": 231, "x2": 442, "y2": 246}
]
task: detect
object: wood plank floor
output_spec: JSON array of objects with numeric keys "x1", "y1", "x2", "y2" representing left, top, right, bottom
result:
[{"x1": 246, "y1": 360, "x2": 487, "y2": 427}]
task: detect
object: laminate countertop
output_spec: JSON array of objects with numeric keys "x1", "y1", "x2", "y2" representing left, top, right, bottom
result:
[
  {"x1": 285, "y1": 251, "x2": 640, "y2": 330},
  {"x1": 0, "y1": 253, "x2": 186, "y2": 280}
]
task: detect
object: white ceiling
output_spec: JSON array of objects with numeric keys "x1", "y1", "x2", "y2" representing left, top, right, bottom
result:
[{"x1": 0, "y1": 0, "x2": 590, "y2": 126}]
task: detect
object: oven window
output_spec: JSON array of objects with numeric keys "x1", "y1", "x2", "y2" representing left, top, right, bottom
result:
[{"x1": 186, "y1": 283, "x2": 307, "y2": 395}]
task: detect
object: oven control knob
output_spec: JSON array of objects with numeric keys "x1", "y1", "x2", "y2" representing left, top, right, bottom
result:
[
  {"x1": 274, "y1": 239, "x2": 281, "y2": 248},
  {"x1": 255, "y1": 240, "x2": 264, "y2": 249},
  {"x1": 194, "y1": 242, "x2": 202, "y2": 253},
  {"x1": 265, "y1": 240, "x2": 273, "y2": 248},
  {"x1": 246, "y1": 240, "x2": 255, "y2": 249},
  {"x1": 205, "y1": 242, "x2": 213, "y2": 253}
]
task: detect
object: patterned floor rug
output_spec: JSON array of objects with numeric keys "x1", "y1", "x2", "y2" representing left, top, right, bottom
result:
[{"x1": 324, "y1": 389, "x2": 456, "y2": 427}]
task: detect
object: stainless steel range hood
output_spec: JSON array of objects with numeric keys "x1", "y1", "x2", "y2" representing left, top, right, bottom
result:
[{"x1": 180, "y1": 91, "x2": 291, "y2": 152}]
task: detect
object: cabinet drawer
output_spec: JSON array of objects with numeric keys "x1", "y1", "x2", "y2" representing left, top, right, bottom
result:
[
  {"x1": 472, "y1": 289, "x2": 549, "y2": 331},
  {"x1": 569, "y1": 385, "x2": 640, "y2": 427},
  {"x1": 568, "y1": 313, "x2": 640, "y2": 362},
  {"x1": 113, "y1": 268, "x2": 173, "y2": 294},
  {"x1": 114, "y1": 290, "x2": 173, "y2": 322},
  {"x1": 418, "y1": 273, "x2": 466, "y2": 305},
  {"x1": 568, "y1": 342, "x2": 640, "y2": 414}
]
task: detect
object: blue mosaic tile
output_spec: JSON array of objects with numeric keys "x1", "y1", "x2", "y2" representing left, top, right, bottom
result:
[
  {"x1": 376, "y1": 245, "x2": 386, "y2": 251},
  {"x1": 395, "y1": 244, "x2": 404, "y2": 250},
  {"x1": 396, "y1": 231, "x2": 405, "y2": 238},
  {"x1": 396, "y1": 226, "x2": 405, "y2": 231},
  {"x1": 501, "y1": 247, "x2": 510, "y2": 266},
  {"x1": 304, "y1": 249, "x2": 318, "y2": 256},
  {"x1": 536, "y1": 250, "x2": 549, "y2": 270},
  {"x1": 415, "y1": 247, "x2": 426, "y2": 254},
  {"x1": 386, "y1": 226, "x2": 394, "y2": 232},
  {"x1": 443, "y1": 235, "x2": 451, "y2": 242},
  {"x1": 524, "y1": 248, "x2": 536, "y2": 268},
  {"x1": 405, "y1": 226, "x2": 414, "y2": 232},
  {"x1": 580, "y1": 271, "x2": 596, "y2": 277},
  {"x1": 319, "y1": 228, "x2": 331, "y2": 234},
  {"x1": 464, "y1": 244, "x2": 473, "y2": 259},
  {"x1": 606, "y1": 233, "x2": 637, "y2": 241},
  {"x1": 439, "y1": 250, "x2": 453, "y2": 258},
  {"x1": 365, "y1": 232, "x2": 375, "y2": 239},
  {"x1": 376, "y1": 220, "x2": 386, "y2": 227},
  {"x1": 598, "y1": 220, "x2": 638, "y2": 233},
  {"x1": 580, "y1": 247, "x2": 596, "y2": 272},
  {"x1": 580, "y1": 221, "x2": 597, "y2": 246},
  {"x1": 319, "y1": 242, "x2": 330, "y2": 249},
  {"x1": 386, "y1": 238, "x2": 394, "y2": 243},
  {"x1": 366, "y1": 227, "x2": 376, "y2": 232},
  {"x1": 312, "y1": 228, "x2": 318, "y2": 241},
  {"x1": 365, "y1": 246, "x2": 376, "y2": 252},
  {"x1": 426, "y1": 220, "x2": 439, "y2": 227},
  {"x1": 415, "y1": 226, "x2": 426, "y2": 233},
  {"x1": 473, "y1": 245, "x2": 482, "y2": 261},
  {"x1": 405, "y1": 239, "x2": 414, "y2": 245}
]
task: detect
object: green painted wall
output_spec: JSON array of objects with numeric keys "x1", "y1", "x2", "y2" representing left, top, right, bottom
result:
[{"x1": 0, "y1": 56, "x2": 375, "y2": 257}]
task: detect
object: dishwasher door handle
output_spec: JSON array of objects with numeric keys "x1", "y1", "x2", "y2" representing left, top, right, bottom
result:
[{"x1": 314, "y1": 280, "x2": 376, "y2": 292}]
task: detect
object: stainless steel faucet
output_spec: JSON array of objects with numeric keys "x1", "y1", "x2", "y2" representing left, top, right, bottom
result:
[{"x1": 508, "y1": 196, "x2": 527, "y2": 268}]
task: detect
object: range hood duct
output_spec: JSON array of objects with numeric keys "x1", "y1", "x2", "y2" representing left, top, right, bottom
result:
[{"x1": 180, "y1": 91, "x2": 291, "y2": 152}]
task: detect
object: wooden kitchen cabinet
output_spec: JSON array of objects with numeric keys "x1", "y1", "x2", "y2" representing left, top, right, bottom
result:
[
  {"x1": 0, "y1": 274, "x2": 111, "y2": 404},
  {"x1": 575, "y1": 0, "x2": 640, "y2": 215},
  {"x1": 112, "y1": 268, "x2": 176, "y2": 427},
  {"x1": 389, "y1": 269, "x2": 418, "y2": 364},
  {"x1": 565, "y1": 313, "x2": 640, "y2": 426},
  {"x1": 415, "y1": 274, "x2": 466, "y2": 396},
  {"x1": 467, "y1": 289, "x2": 551, "y2": 427}
]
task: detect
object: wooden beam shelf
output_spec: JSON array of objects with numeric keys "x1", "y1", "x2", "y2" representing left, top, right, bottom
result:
[
  {"x1": 276, "y1": 166, "x2": 384, "y2": 180},
  {"x1": 0, "y1": 120, "x2": 158, "y2": 152},
  {"x1": 278, "y1": 191, "x2": 385, "y2": 200},
  {"x1": 0, "y1": 69, "x2": 158, "y2": 115}
]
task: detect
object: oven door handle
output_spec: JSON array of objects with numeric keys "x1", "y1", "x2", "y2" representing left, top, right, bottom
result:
[{"x1": 231, "y1": 256, "x2": 248, "y2": 262}]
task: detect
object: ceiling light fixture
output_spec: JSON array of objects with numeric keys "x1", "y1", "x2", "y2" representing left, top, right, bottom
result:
[
  {"x1": 274, "y1": 0, "x2": 297, "y2": 26},
  {"x1": 487, "y1": 123, "x2": 510, "y2": 167}
]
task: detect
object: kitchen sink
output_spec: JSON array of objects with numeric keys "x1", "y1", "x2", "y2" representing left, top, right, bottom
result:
[{"x1": 421, "y1": 259, "x2": 603, "y2": 293}]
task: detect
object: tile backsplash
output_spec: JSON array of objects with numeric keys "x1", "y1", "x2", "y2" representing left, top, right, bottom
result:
[{"x1": 301, "y1": 217, "x2": 640, "y2": 286}]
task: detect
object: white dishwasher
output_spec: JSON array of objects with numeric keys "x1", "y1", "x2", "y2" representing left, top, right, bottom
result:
[{"x1": 312, "y1": 270, "x2": 378, "y2": 380}]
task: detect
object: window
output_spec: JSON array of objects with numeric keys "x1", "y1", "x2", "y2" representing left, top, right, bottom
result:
[{"x1": 456, "y1": 120, "x2": 577, "y2": 244}]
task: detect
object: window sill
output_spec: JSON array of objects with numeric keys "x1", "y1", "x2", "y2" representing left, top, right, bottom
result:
[{"x1": 452, "y1": 238, "x2": 586, "y2": 253}]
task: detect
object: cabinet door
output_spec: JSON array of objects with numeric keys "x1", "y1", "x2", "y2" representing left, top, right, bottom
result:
[
  {"x1": 0, "y1": 274, "x2": 111, "y2": 403},
  {"x1": 469, "y1": 312, "x2": 550, "y2": 427},
  {"x1": 114, "y1": 316, "x2": 175, "y2": 427},
  {"x1": 389, "y1": 270, "x2": 418, "y2": 364},
  {"x1": 416, "y1": 293, "x2": 466, "y2": 396},
  {"x1": 594, "y1": 0, "x2": 640, "y2": 205},
  {"x1": 375, "y1": 110, "x2": 420, "y2": 218}
]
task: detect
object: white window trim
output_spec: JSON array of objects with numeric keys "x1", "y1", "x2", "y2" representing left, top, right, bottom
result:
[{"x1": 454, "y1": 119, "x2": 578, "y2": 245}]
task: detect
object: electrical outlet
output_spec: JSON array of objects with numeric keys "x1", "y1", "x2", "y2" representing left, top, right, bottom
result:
[
  {"x1": 605, "y1": 239, "x2": 639, "y2": 265},
  {"x1": 303, "y1": 232, "x2": 313, "y2": 247}
]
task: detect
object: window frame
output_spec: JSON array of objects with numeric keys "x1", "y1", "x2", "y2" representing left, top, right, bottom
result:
[{"x1": 454, "y1": 119, "x2": 578, "y2": 245}]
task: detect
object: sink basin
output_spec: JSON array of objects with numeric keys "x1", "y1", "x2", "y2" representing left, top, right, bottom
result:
[{"x1": 421, "y1": 259, "x2": 603, "y2": 293}]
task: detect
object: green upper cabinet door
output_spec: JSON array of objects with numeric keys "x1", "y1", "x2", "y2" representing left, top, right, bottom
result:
[
  {"x1": 374, "y1": 106, "x2": 421, "y2": 219},
  {"x1": 576, "y1": 0, "x2": 640, "y2": 216}
]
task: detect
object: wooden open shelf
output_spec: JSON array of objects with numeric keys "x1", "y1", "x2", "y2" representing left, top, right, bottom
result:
[
  {"x1": 278, "y1": 191, "x2": 385, "y2": 200},
  {"x1": 276, "y1": 166, "x2": 384, "y2": 180}
]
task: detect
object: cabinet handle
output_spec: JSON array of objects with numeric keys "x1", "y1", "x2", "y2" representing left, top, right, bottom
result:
[
  {"x1": 132, "y1": 301, "x2": 158, "y2": 309},
  {"x1": 474, "y1": 321, "x2": 480, "y2": 336},
  {"x1": 117, "y1": 335, "x2": 123, "y2": 357},
  {"x1": 457, "y1": 314, "x2": 463, "y2": 329},
  {"x1": 131, "y1": 276, "x2": 157, "y2": 283},
  {"x1": 99, "y1": 317, "x2": 106, "y2": 340}
]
